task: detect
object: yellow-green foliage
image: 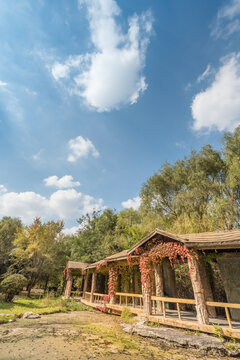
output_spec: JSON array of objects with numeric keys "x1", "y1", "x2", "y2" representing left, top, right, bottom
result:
[{"x1": 120, "y1": 307, "x2": 134, "y2": 323}]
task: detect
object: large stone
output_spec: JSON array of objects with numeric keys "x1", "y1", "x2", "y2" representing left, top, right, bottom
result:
[
  {"x1": 121, "y1": 321, "x2": 226, "y2": 355},
  {"x1": 22, "y1": 312, "x2": 41, "y2": 319}
]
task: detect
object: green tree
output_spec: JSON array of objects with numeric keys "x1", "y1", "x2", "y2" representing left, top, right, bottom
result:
[
  {"x1": 0, "y1": 217, "x2": 22, "y2": 277},
  {"x1": 12, "y1": 217, "x2": 64, "y2": 296}
]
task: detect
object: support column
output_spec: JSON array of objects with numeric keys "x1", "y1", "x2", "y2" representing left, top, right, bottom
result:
[
  {"x1": 154, "y1": 262, "x2": 164, "y2": 313},
  {"x1": 109, "y1": 267, "x2": 118, "y2": 304},
  {"x1": 188, "y1": 255, "x2": 209, "y2": 325},
  {"x1": 90, "y1": 272, "x2": 97, "y2": 303},
  {"x1": 141, "y1": 276, "x2": 152, "y2": 315},
  {"x1": 64, "y1": 270, "x2": 73, "y2": 298},
  {"x1": 198, "y1": 257, "x2": 216, "y2": 318},
  {"x1": 83, "y1": 271, "x2": 89, "y2": 298}
]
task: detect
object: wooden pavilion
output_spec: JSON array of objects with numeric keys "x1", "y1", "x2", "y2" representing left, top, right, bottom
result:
[{"x1": 64, "y1": 228, "x2": 240, "y2": 338}]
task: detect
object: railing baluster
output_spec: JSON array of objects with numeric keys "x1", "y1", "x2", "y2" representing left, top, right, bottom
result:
[
  {"x1": 225, "y1": 307, "x2": 232, "y2": 329},
  {"x1": 177, "y1": 303, "x2": 181, "y2": 321},
  {"x1": 162, "y1": 301, "x2": 166, "y2": 318}
]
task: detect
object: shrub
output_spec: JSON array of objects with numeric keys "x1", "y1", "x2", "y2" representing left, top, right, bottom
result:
[{"x1": 0, "y1": 274, "x2": 27, "y2": 302}]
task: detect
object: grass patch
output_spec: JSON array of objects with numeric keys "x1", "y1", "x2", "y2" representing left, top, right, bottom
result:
[
  {"x1": 120, "y1": 307, "x2": 135, "y2": 323},
  {"x1": 0, "y1": 297, "x2": 93, "y2": 317}
]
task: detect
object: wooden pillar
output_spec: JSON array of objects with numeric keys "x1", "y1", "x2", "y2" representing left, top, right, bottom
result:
[
  {"x1": 90, "y1": 272, "x2": 97, "y2": 303},
  {"x1": 83, "y1": 271, "x2": 89, "y2": 298},
  {"x1": 141, "y1": 276, "x2": 152, "y2": 316},
  {"x1": 64, "y1": 270, "x2": 73, "y2": 298},
  {"x1": 188, "y1": 255, "x2": 209, "y2": 325},
  {"x1": 154, "y1": 262, "x2": 164, "y2": 313},
  {"x1": 198, "y1": 257, "x2": 216, "y2": 318},
  {"x1": 109, "y1": 267, "x2": 117, "y2": 304}
]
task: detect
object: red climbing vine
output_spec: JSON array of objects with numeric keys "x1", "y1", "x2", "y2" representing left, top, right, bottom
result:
[
  {"x1": 139, "y1": 252, "x2": 152, "y2": 289},
  {"x1": 138, "y1": 241, "x2": 192, "y2": 289},
  {"x1": 108, "y1": 266, "x2": 118, "y2": 298}
]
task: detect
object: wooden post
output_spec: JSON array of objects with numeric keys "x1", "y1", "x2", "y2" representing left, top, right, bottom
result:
[
  {"x1": 109, "y1": 267, "x2": 117, "y2": 304},
  {"x1": 64, "y1": 270, "x2": 73, "y2": 298},
  {"x1": 154, "y1": 262, "x2": 164, "y2": 313},
  {"x1": 83, "y1": 271, "x2": 89, "y2": 298},
  {"x1": 188, "y1": 255, "x2": 209, "y2": 325},
  {"x1": 90, "y1": 272, "x2": 97, "y2": 303},
  {"x1": 198, "y1": 257, "x2": 216, "y2": 318},
  {"x1": 141, "y1": 276, "x2": 152, "y2": 316}
]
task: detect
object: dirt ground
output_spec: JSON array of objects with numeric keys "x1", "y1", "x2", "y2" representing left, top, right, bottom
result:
[{"x1": 0, "y1": 310, "x2": 233, "y2": 360}]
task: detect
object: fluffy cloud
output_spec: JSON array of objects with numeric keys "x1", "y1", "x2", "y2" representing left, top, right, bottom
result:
[
  {"x1": 68, "y1": 136, "x2": 99, "y2": 162},
  {"x1": 212, "y1": 0, "x2": 240, "y2": 39},
  {"x1": 122, "y1": 196, "x2": 141, "y2": 210},
  {"x1": 0, "y1": 185, "x2": 7, "y2": 193},
  {"x1": 44, "y1": 175, "x2": 80, "y2": 189},
  {"x1": 62, "y1": 226, "x2": 80, "y2": 236},
  {"x1": 191, "y1": 53, "x2": 240, "y2": 132},
  {"x1": 0, "y1": 188, "x2": 104, "y2": 224},
  {"x1": 51, "y1": 0, "x2": 153, "y2": 112}
]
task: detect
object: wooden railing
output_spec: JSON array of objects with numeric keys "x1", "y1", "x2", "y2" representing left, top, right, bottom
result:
[
  {"x1": 93, "y1": 292, "x2": 106, "y2": 304},
  {"x1": 151, "y1": 296, "x2": 240, "y2": 329},
  {"x1": 115, "y1": 292, "x2": 143, "y2": 309},
  {"x1": 71, "y1": 290, "x2": 83, "y2": 296},
  {"x1": 82, "y1": 290, "x2": 240, "y2": 330}
]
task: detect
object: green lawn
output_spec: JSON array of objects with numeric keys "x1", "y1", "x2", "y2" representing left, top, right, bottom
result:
[{"x1": 0, "y1": 297, "x2": 92, "y2": 318}]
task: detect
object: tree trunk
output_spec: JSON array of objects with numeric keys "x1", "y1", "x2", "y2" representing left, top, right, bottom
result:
[
  {"x1": 198, "y1": 257, "x2": 216, "y2": 318},
  {"x1": 188, "y1": 255, "x2": 209, "y2": 325},
  {"x1": 90, "y1": 272, "x2": 97, "y2": 303},
  {"x1": 44, "y1": 276, "x2": 49, "y2": 294},
  {"x1": 154, "y1": 262, "x2": 164, "y2": 313}
]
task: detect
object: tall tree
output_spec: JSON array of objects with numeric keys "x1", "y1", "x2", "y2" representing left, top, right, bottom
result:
[
  {"x1": 12, "y1": 217, "x2": 64, "y2": 296},
  {"x1": 0, "y1": 217, "x2": 22, "y2": 277}
]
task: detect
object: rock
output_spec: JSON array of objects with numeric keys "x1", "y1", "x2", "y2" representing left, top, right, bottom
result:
[
  {"x1": 22, "y1": 312, "x2": 41, "y2": 319},
  {"x1": 121, "y1": 320, "x2": 226, "y2": 355}
]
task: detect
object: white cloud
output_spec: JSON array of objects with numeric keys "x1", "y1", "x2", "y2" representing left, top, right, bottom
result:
[
  {"x1": 0, "y1": 80, "x2": 7, "y2": 87},
  {"x1": 0, "y1": 185, "x2": 7, "y2": 194},
  {"x1": 196, "y1": 64, "x2": 212, "y2": 83},
  {"x1": 32, "y1": 149, "x2": 44, "y2": 161},
  {"x1": 0, "y1": 188, "x2": 104, "y2": 224},
  {"x1": 67, "y1": 135, "x2": 99, "y2": 162},
  {"x1": 122, "y1": 196, "x2": 141, "y2": 210},
  {"x1": 191, "y1": 53, "x2": 240, "y2": 132},
  {"x1": 44, "y1": 175, "x2": 80, "y2": 189},
  {"x1": 62, "y1": 225, "x2": 80, "y2": 236},
  {"x1": 51, "y1": 0, "x2": 153, "y2": 112},
  {"x1": 212, "y1": 0, "x2": 240, "y2": 39}
]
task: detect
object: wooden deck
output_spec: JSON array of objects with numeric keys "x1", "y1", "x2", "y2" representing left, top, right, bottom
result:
[{"x1": 80, "y1": 297, "x2": 240, "y2": 340}]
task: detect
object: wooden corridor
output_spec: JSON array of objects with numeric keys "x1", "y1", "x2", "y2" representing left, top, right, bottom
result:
[{"x1": 77, "y1": 291, "x2": 240, "y2": 340}]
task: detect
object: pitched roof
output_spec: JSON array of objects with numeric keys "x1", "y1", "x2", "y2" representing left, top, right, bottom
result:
[
  {"x1": 128, "y1": 228, "x2": 187, "y2": 255},
  {"x1": 181, "y1": 229, "x2": 240, "y2": 249},
  {"x1": 67, "y1": 261, "x2": 88, "y2": 270},
  {"x1": 86, "y1": 250, "x2": 129, "y2": 269}
]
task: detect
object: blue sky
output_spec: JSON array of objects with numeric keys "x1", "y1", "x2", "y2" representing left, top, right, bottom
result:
[{"x1": 1, "y1": 0, "x2": 240, "y2": 234}]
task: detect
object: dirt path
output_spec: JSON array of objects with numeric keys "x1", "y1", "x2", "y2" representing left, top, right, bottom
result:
[{"x1": 0, "y1": 310, "x2": 232, "y2": 360}]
